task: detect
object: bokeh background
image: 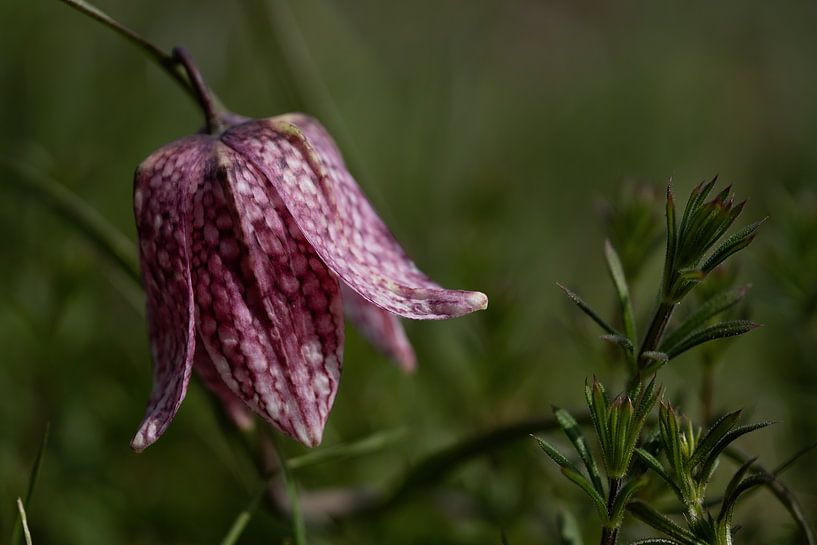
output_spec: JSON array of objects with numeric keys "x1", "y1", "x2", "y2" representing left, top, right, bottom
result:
[{"x1": 1, "y1": 0, "x2": 816, "y2": 543}]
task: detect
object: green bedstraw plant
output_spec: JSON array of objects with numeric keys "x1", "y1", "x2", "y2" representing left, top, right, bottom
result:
[{"x1": 536, "y1": 181, "x2": 813, "y2": 544}]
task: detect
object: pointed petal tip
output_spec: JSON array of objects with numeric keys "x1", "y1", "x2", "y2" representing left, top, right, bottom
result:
[
  {"x1": 433, "y1": 290, "x2": 488, "y2": 320},
  {"x1": 129, "y1": 418, "x2": 164, "y2": 453},
  {"x1": 426, "y1": 290, "x2": 488, "y2": 318},
  {"x1": 396, "y1": 348, "x2": 417, "y2": 374},
  {"x1": 295, "y1": 422, "x2": 325, "y2": 448},
  {"x1": 468, "y1": 291, "x2": 489, "y2": 312}
]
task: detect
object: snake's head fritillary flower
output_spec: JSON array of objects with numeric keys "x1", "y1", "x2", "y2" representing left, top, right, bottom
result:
[{"x1": 131, "y1": 111, "x2": 487, "y2": 451}]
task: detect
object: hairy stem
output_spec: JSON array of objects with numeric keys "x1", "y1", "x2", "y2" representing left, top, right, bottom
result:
[
  {"x1": 600, "y1": 478, "x2": 621, "y2": 545},
  {"x1": 639, "y1": 301, "x2": 675, "y2": 360},
  {"x1": 633, "y1": 300, "x2": 675, "y2": 382}
]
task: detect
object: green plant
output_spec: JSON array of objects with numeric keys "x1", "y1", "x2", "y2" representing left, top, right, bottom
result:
[{"x1": 536, "y1": 181, "x2": 813, "y2": 544}]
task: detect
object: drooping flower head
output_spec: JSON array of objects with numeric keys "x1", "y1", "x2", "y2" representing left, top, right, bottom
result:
[{"x1": 131, "y1": 51, "x2": 487, "y2": 450}]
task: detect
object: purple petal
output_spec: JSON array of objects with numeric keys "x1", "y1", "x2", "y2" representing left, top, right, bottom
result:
[
  {"x1": 342, "y1": 285, "x2": 416, "y2": 372},
  {"x1": 190, "y1": 143, "x2": 344, "y2": 447},
  {"x1": 222, "y1": 115, "x2": 488, "y2": 320},
  {"x1": 131, "y1": 135, "x2": 211, "y2": 452},
  {"x1": 193, "y1": 340, "x2": 254, "y2": 431}
]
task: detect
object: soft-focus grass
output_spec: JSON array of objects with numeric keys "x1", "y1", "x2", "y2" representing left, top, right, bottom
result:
[{"x1": 1, "y1": 0, "x2": 816, "y2": 543}]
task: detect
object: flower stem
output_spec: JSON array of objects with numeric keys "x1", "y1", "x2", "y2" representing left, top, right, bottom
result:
[
  {"x1": 172, "y1": 47, "x2": 226, "y2": 134},
  {"x1": 55, "y1": 0, "x2": 193, "y2": 99}
]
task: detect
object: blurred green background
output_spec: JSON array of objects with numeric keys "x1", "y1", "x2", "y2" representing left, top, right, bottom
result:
[{"x1": 1, "y1": 0, "x2": 816, "y2": 543}]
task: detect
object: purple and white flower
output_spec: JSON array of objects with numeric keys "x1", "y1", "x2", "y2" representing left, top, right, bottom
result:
[{"x1": 131, "y1": 113, "x2": 487, "y2": 450}]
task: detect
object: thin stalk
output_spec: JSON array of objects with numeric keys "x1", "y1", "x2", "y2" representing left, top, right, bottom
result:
[
  {"x1": 219, "y1": 485, "x2": 266, "y2": 545},
  {"x1": 635, "y1": 301, "x2": 675, "y2": 376},
  {"x1": 600, "y1": 478, "x2": 621, "y2": 545},
  {"x1": 380, "y1": 414, "x2": 590, "y2": 511},
  {"x1": 700, "y1": 354, "x2": 716, "y2": 426},
  {"x1": 14, "y1": 500, "x2": 31, "y2": 545},
  {"x1": 268, "y1": 434, "x2": 307, "y2": 545},
  {"x1": 172, "y1": 47, "x2": 226, "y2": 134},
  {"x1": 55, "y1": 0, "x2": 193, "y2": 99}
]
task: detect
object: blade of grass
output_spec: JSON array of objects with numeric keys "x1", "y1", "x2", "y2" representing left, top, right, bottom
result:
[
  {"x1": 219, "y1": 486, "x2": 266, "y2": 545},
  {"x1": 14, "y1": 501, "x2": 31, "y2": 545},
  {"x1": 0, "y1": 161, "x2": 140, "y2": 283},
  {"x1": 10, "y1": 424, "x2": 48, "y2": 545},
  {"x1": 270, "y1": 435, "x2": 307, "y2": 545},
  {"x1": 288, "y1": 428, "x2": 406, "y2": 471}
]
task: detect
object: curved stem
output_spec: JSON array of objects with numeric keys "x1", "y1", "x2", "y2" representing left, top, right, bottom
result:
[
  {"x1": 378, "y1": 414, "x2": 591, "y2": 512},
  {"x1": 724, "y1": 446, "x2": 815, "y2": 545},
  {"x1": 172, "y1": 47, "x2": 226, "y2": 134},
  {"x1": 56, "y1": 0, "x2": 193, "y2": 99}
]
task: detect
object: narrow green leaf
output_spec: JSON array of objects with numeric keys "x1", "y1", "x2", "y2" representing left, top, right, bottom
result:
[
  {"x1": 610, "y1": 476, "x2": 648, "y2": 526},
  {"x1": 684, "y1": 200, "x2": 722, "y2": 259},
  {"x1": 634, "y1": 449, "x2": 682, "y2": 499},
  {"x1": 586, "y1": 379, "x2": 611, "y2": 463},
  {"x1": 608, "y1": 401, "x2": 622, "y2": 471},
  {"x1": 270, "y1": 435, "x2": 307, "y2": 545},
  {"x1": 696, "y1": 192, "x2": 741, "y2": 254},
  {"x1": 611, "y1": 399, "x2": 635, "y2": 477},
  {"x1": 601, "y1": 334, "x2": 634, "y2": 353},
  {"x1": 561, "y1": 467, "x2": 608, "y2": 522},
  {"x1": 627, "y1": 501, "x2": 699, "y2": 545},
  {"x1": 773, "y1": 439, "x2": 817, "y2": 476},
  {"x1": 287, "y1": 428, "x2": 405, "y2": 471},
  {"x1": 700, "y1": 199, "x2": 745, "y2": 253},
  {"x1": 686, "y1": 410, "x2": 741, "y2": 472},
  {"x1": 14, "y1": 500, "x2": 31, "y2": 545},
  {"x1": 698, "y1": 421, "x2": 774, "y2": 480},
  {"x1": 630, "y1": 537, "x2": 681, "y2": 545},
  {"x1": 660, "y1": 285, "x2": 750, "y2": 352},
  {"x1": 10, "y1": 424, "x2": 49, "y2": 545},
  {"x1": 605, "y1": 240, "x2": 638, "y2": 353},
  {"x1": 555, "y1": 408, "x2": 605, "y2": 495},
  {"x1": 680, "y1": 177, "x2": 718, "y2": 241},
  {"x1": 219, "y1": 486, "x2": 265, "y2": 545},
  {"x1": 0, "y1": 161, "x2": 140, "y2": 283},
  {"x1": 633, "y1": 379, "x2": 661, "y2": 435},
  {"x1": 662, "y1": 184, "x2": 678, "y2": 296},
  {"x1": 664, "y1": 321, "x2": 760, "y2": 360},
  {"x1": 641, "y1": 352, "x2": 669, "y2": 374},
  {"x1": 717, "y1": 472, "x2": 770, "y2": 526},
  {"x1": 677, "y1": 268, "x2": 706, "y2": 283},
  {"x1": 701, "y1": 218, "x2": 767, "y2": 274},
  {"x1": 557, "y1": 283, "x2": 621, "y2": 337},
  {"x1": 659, "y1": 404, "x2": 685, "y2": 478},
  {"x1": 720, "y1": 457, "x2": 757, "y2": 516},
  {"x1": 533, "y1": 436, "x2": 573, "y2": 469}
]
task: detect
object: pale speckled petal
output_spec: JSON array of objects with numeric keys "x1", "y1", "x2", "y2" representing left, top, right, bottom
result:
[
  {"x1": 131, "y1": 135, "x2": 212, "y2": 452},
  {"x1": 190, "y1": 142, "x2": 343, "y2": 447},
  {"x1": 342, "y1": 285, "x2": 416, "y2": 372},
  {"x1": 193, "y1": 340, "x2": 254, "y2": 431},
  {"x1": 222, "y1": 115, "x2": 488, "y2": 320}
]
